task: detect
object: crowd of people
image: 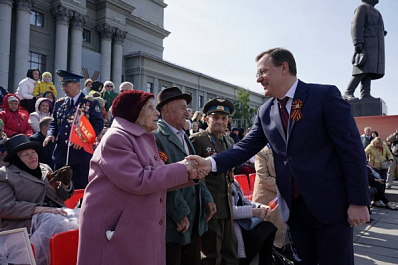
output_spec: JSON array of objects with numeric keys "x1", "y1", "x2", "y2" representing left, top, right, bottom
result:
[{"x1": 0, "y1": 47, "x2": 397, "y2": 265}]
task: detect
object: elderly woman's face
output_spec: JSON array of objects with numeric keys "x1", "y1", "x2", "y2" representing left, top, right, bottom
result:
[
  {"x1": 135, "y1": 98, "x2": 160, "y2": 132},
  {"x1": 9, "y1": 100, "x2": 19, "y2": 112},
  {"x1": 105, "y1": 83, "x2": 114, "y2": 91},
  {"x1": 17, "y1": 148, "x2": 39, "y2": 170}
]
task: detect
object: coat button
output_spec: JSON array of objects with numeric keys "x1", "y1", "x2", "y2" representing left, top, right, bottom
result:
[
  {"x1": 154, "y1": 156, "x2": 158, "y2": 161},
  {"x1": 159, "y1": 219, "x2": 163, "y2": 225},
  {"x1": 160, "y1": 198, "x2": 163, "y2": 203}
]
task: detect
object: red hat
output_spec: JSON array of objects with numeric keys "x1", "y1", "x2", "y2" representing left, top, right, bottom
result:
[{"x1": 111, "y1": 90, "x2": 154, "y2": 123}]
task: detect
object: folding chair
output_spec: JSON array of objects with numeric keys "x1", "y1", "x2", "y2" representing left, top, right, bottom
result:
[
  {"x1": 234, "y1": 174, "x2": 252, "y2": 198},
  {"x1": 64, "y1": 189, "x2": 84, "y2": 209},
  {"x1": 249, "y1": 173, "x2": 256, "y2": 191},
  {"x1": 49, "y1": 229, "x2": 79, "y2": 265}
]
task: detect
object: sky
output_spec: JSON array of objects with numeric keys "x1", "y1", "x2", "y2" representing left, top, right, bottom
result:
[{"x1": 163, "y1": 0, "x2": 398, "y2": 115}]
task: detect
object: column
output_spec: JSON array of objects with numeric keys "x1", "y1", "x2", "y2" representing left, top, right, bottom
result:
[
  {"x1": 97, "y1": 23, "x2": 114, "y2": 83},
  {"x1": 0, "y1": 0, "x2": 13, "y2": 90},
  {"x1": 112, "y1": 28, "x2": 127, "y2": 89},
  {"x1": 70, "y1": 12, "x2": 85, "y2": 76},
  {"x1": 13, "y1": 0, "x2": 35, "y2": 92},
  {"x1": 51, "y1": 5, "x2": 70, "y2": 95}
]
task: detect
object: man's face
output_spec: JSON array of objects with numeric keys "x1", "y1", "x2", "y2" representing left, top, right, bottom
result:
[
  {"x1": 256, "y1": 54, "x2": 287, "y2": 98},
  {"x1": 365, "y1": 128, "x2": 372, "y2": 137},
  {"x1": 207, "y1": 113, "x2": 229, "y2": 135},
  {"x1": 163, "y1": 99, "x2": 189, "y2": 129},
  {"x1": 62, "y1": 82, "x2": 80, "y2": 98}
]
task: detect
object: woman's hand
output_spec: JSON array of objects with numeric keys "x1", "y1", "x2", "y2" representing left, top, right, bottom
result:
[
  {"x1": 33, "y1": 206, "x2": 67, "y2": 217},
  {"x1": 252, "y1": 206, "x2": 270, "y2": 219}
]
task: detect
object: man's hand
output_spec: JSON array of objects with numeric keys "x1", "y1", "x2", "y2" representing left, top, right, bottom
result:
[
  {"x1": 347, "y1": 204, "x2": 369, "y2": 227},
  {"x1": 206, "y1": 202, "x2": 217, "y2": 222},
  {"x1": 71, "y1": 143, "x2": 82, "y2": 150},
  {"x1": 176, "y1": 216, "x2": 190, "y2": 233},
  {"x1": 43, "y1": 135, "x2": 55, "y2": 147},
  {"x1": 186, "y1": 155, "x2": 212, "y2": 176},
  {"x1": 355, "y1": 43, "x2": 363, "y2": 53}
]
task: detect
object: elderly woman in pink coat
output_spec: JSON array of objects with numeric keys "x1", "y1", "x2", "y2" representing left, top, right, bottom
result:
[{"x1": 77, "y1": 90, "x2": 203, "y2": 265}]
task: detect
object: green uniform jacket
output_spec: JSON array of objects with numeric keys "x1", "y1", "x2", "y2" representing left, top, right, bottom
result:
[
  {"x1": 190, "y1": 130, "x2": 235, "y2": 219},
  {"x1": 153, "y1": 119, "x2": 214, "y2": 245}
]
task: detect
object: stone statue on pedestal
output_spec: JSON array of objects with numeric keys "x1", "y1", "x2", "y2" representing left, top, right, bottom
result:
[{"x1": 343, "y1": 0, "x2": 387, "y2": 100}]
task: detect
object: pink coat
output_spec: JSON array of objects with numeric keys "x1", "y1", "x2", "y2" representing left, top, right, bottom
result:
[{"x1": 77, "y1": 118, "x2": 192, "y2": 265}]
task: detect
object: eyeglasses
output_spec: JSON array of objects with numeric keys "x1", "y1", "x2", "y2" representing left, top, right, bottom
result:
[
  {"x1": 256, "y1": 66, "x2": 271, "y2": 78},
  {"x1": 106, "y1": 85, "x2": 113, "y2": 88}
]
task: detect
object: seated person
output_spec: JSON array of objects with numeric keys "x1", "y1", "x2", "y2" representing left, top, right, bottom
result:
[
  {"x1": 30, "y1": 117, "x2": 55, "y2": 169},
  {"x1": 367, "y1": 165, "x2": 398, "y2": 210},
  {"x1": 33, "y1": 71, "x2": 57, "y2": 98},
  {"x1": 232, "y1": 179, "x2": 277, "y2": 265},
  {"x1": 0, "y1": 134, "x2": 76, "y2": 265},
  {"x1": 0, "y1": 94, "x2": 33, "y2": 137},
  {"x1": 0, "y1": 119, "x2": 8, "y2": 167},
  {"x1": 42, "y1": 91, "x2": 56, "y2": 114},
  {"x1": 16, "y1": 68, "x2": 40, "y2": 113},
  {"x1": 28, "y1": 98, "x2": 52, "y2": 133}
]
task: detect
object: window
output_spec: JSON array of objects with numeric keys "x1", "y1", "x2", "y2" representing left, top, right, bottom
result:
[
  {"x1": 29, "y1": 52, "x2": 46, "y2": 73},
  {"x1": 199, "y1": 95, "x2": 204, "y2": 108},
  {"x1": 82, "y1": 29, "x2": 91, "y2": 43},
  {"x1": 146, "y1": 82, "x2": 153, "y2": 93},
  {"x1": 30, "y1": 11, "x2": 44, "y2": 27}
]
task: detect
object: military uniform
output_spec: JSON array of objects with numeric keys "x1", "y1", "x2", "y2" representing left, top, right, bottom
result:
[
  {"x1": 189, "y1": 98, "x2": 237, "y2": 265},
  {"x1": 47, "y1": 70, "x2": 104, "y2": 188}
]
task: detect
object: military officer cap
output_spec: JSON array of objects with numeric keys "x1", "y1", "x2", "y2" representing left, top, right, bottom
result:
[
  {"x1": 203, "y1": 98, "x2": 234, "y2": 116},
  {"x1": 56, "y1": 70, "x2": 84, "y2": 85}
]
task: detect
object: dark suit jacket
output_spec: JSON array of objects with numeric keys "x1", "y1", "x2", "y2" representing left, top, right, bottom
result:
[{"x1": 213, "y1": 80, "x2": 369, "y2": 224}]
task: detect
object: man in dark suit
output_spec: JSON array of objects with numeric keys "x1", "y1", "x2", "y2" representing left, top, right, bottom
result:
[
  {"x1": 190, "y1": 48, "x2": 370, "y2": 265},
  {"x1": 43, "y1": 70, "x2": 104, "y2": 189},
  {"x1": 360, "y1": 126, "x2": 374, "y2": 149}
]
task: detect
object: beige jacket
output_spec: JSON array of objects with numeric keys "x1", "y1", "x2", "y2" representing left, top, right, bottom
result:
[{"x1": 252, "y1": 146, "x2": 287, "y2": 248}]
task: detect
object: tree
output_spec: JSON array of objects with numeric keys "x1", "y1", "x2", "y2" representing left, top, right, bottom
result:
[{"x1": 233, "y1": 87, "x2": 258, "y2": 129}]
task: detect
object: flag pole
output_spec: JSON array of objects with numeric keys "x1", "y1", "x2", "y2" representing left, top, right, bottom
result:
[{"x1": 66, "y1": 105, "x2": 80, "y2": 165}]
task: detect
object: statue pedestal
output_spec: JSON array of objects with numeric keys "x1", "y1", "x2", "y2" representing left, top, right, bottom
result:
[{"x1": 347, "y1": 98, "x2": 387, "y2": 117}]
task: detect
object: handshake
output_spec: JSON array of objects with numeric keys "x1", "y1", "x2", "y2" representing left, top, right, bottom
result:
[{"x1": 179, "y1": 155, "x2": 212, "y2": 180}]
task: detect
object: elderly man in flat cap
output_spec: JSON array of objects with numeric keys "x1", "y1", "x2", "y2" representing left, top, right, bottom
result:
[
  {"x1": 153, "y1": 87, "x2": 215, "y2": 265},
  {"x1": 190, "y1": 98, "x2": 237, "y2": 265},
  {"x1": 43, "y1": 70, "x2": 104, "y2": 189}
]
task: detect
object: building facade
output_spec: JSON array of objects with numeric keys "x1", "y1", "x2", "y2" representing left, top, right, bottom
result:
[{"x1": 2, "y1": 0, "x2": 265, "y2": 112}]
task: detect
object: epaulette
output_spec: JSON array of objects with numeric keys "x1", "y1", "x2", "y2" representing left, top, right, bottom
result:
[
  {"x1": 84, "y1": 96, "x2": 96, "y2": 101},
  {"x1": 57, "y1": 97, "x2": 66, "y2": 102},
  {"x1": 189, "y1": 130, "x2": 208, "y2": 139}
]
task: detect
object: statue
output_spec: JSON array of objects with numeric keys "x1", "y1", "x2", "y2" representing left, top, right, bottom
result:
[{"x1": 343, "y1": 0, "x2": 387, "y2": 100}]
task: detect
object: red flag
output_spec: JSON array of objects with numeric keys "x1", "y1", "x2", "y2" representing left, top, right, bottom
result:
[{"x1": 70, "y1": 109, "x2": 96, "y2": 154}]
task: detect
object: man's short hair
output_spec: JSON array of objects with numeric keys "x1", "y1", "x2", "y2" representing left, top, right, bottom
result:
[
  {"x1": 39, "y1": 117, "x2": 52, "y2": 130},
  {"x1": 255, "y1": 47, "x2": 297, "y2": 76},
  {"x1": 119, "y1": 82, "x2": 134, "y2": 92}
]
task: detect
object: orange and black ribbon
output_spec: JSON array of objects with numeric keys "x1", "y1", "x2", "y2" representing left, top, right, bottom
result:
[
  {"x1": 291, "y1": 99, "x2": 303, "y2": 122},
  {"x1": 158, "y1": 150, "x2": 168, "y2": 163}
]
